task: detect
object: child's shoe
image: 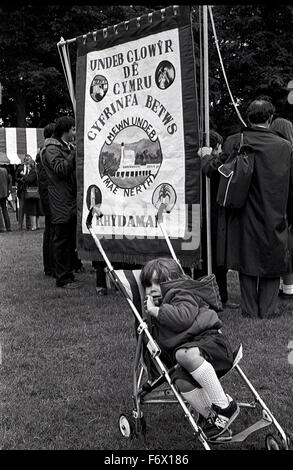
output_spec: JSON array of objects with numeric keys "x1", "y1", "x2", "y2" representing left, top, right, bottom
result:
[
  {"x1": 211, "y1": 394, "x2": 240, "y2": 429},
  {"x1": 201, "y1": 395, "x2": 239, "y2": 440},
  {"x1": 200, "y1": 412, "x2": 232, "y2": 441}
]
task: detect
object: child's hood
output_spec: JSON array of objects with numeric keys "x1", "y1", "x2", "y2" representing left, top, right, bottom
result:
[{"x1": 160, "y1": 277, "x2": 221, "y2": 311}]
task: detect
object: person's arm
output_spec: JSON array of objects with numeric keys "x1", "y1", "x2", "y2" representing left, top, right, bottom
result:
[
  {"x1": 155, "y1": 292, "x2": 200, "y2": 332},
  {"x1": 45, "y1": 145, "x2": 75, "y2": 179},
  {"x1": 200, "y1": 150, "x2": 224, "y2": 177},
  {"x1": 15, "y1": 166, "x2": 24, "y2": 183}
]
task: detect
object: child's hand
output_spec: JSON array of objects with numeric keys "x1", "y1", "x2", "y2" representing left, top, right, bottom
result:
[
  {"x1": 197, "y1": 146, "x2": 212, "y2": 158},
  {"x1": 144, "y1": 295, "x2": 159, "y2": 318}
]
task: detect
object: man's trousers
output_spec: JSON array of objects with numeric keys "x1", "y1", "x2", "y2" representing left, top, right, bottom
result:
[
  {"x1": 52, "y1": 216, "x2": 79, "y2": 287},
  {"x1": 238, "y1": 273, "x2": 280, "y2": 318}
]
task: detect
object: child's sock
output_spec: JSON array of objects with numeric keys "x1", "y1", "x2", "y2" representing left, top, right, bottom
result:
[
  {"x1": 189, "y1": 360, "x2": 229, "y2": 409},
  {"x1": 181, "y1": 387, "x2": 212, "y2": 418}
]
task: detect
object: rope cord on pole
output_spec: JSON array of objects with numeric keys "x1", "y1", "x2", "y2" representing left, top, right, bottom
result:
[
  {"x1": 198, "y1": 6, "x2": 204, "y2": 149},
  {"x1": 208, "y1": 6, "x2": 247, "y2": 127}
]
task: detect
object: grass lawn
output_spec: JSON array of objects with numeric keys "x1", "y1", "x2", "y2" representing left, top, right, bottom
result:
[{"x1": 0, "y1": 214, "x2": 293, "y2": 450}]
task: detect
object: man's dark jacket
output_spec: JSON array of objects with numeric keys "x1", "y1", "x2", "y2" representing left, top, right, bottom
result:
[
  {"x1": 36, "y1": 140, "x2": 51, "y2": 217},
  {"x1": 218, "y1": 126, "x2": 293, "y2": 277},
  {"x1": 42, "y1": 137, "x2": 77, "y2": 224}
]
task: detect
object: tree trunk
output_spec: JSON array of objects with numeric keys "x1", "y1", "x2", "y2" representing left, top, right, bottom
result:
[{"x1": 12, "y1": 88, "x2": 26, "y2": 127}]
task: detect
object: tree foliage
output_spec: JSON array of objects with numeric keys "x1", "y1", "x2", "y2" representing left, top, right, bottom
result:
[
  {"x1": 193, "y1": 4, "x2": 293, "y2": 137},
  {"x1": 0, "y1": 5, "x2": 154, "y2": 126},
  {"x1": 0, "y1": 4, "x2": 292, "y2": 134}
]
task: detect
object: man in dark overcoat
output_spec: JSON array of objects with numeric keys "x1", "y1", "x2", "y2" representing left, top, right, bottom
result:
[
  {"x1": 222, "y1": 99, "x2": 293, "y2": 317},
  {"x1": 198, "y1": 99, "x2": 293, "y2": 317},
  {"x1": 42, "y1": 116, "x2": 82, "y2": 289}
]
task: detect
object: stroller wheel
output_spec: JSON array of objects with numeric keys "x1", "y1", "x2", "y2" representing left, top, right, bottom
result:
[
  {"x1": 265, "y1": 434, "x2": 283, "y2": 450},
  {"x1": 118, "y1": 414, "x2": 134, "y2": 439}
]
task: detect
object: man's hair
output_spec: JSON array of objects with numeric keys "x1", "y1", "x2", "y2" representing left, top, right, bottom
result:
[
  {"x1": 53, "y1": 116, "x2": 75, "y2": 139},
  {"x1": 140, "y1": 257, "x2": 186, "y2": 288},
  {"x1": 246, "y1": 99, "x2": 275, "y2": 125},
  {"x1": 43, "y1": 122, "x2": 55, "y2": 139},
  {"x1": 255, "y1": 94, "x2": 273, "y2": 103},
  {"x1": 209, "y1": 130, "x2": 223, "y2": 150}
]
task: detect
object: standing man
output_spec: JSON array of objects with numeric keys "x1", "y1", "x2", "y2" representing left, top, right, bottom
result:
[
  {"x1": 0, "y1": 164, "x2": 11, "y2": 232},
  {"x1": 42, "y1": 116, "x2": 82, "y2": 289},
  {"x1": 222, "y1": 99, "x2": 293, "y2": 317},
  {"x1": 36, "y1": 122, "x2": 55, "y2": 277},
  {"x1": 15, "y1": 154, "x2": 31, "y2": 230},
  {"x1": 199, "y1": 130, "x2": 239, "y2": 309}
]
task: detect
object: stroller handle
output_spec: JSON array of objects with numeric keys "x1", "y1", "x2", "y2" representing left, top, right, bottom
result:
[{"x1": 86, "y1": 206, "x2": 103, "y2": 229}]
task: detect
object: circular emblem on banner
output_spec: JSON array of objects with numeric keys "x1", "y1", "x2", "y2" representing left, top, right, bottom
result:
[
  {"x1": 99, "y1": 126, "x2": 162, "y2": 190},
  {"x1": 152, "y1": 183, "x2": 177, "y2": 212},
  {"x1": 90, "y1": 75, "x2": 108, "y2": 102},
  {"x1": 155, "y1": 61, "x2": 175, "y2": 90}
]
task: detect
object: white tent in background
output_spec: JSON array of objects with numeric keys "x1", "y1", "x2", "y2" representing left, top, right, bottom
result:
[{"x1": 0, "y1": 127, "x2": 44, "y2": 165}]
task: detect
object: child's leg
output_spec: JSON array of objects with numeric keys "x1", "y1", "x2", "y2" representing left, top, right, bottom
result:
[
  {"x1": 175, "y1": 347, "x2": 229, "y2": 408},
  {"x1": 176, "y1": 378, "x2": 211, "y2": 419}
]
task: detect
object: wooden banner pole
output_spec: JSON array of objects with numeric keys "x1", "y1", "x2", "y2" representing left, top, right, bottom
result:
[{"x1": 203, "y1": 5, "x2": 212, "y2": 275}]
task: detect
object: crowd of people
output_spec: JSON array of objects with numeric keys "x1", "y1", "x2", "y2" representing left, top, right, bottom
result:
[
  {"x1": 0, "y1": 116, "x2": 84, "y2": 289},
  {"x1": 2, "y1": 97, "x2": 293, "y2": 308}
]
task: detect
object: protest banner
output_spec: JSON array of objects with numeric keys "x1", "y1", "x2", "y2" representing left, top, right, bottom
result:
[{"x1": 75, "y1": 5, "x2": 201, "y2": 267}]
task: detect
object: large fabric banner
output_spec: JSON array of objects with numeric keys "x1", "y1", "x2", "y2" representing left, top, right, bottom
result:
[{"x1": 76, "y1": 5, "x2": 201, "y2": 267}]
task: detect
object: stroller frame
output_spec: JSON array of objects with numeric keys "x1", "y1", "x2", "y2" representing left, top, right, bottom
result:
[{"x1": 86, "y1": 205, "x2": 292, "y2": 450}]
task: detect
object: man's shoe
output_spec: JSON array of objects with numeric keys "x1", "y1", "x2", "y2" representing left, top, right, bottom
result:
[
  {"x1": 75, "y1": 265, "x2": 86, "y2": 273},
  {"x1": 57, "y1": 280, "x2": 82, "y2": 289},
  {"x1": 64, "y1": 280, "x2": 82, "y2": 289},
  {"x1": 96, "y1": 286, "x2": 107, "y2": 296},
  {"x1": 279, "y1": 291, "x2": 293, "y2": 299},
  {"x1": 223, "y1": 301, "x2": 240, "y2": 309}
]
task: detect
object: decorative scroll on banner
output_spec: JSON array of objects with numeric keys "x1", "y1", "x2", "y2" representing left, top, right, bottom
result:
[{"x1": 76, "y1": 5, "x2": 201, "y2": 267}]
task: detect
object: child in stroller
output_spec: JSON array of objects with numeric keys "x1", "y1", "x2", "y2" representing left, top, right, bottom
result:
[{"x1": 141, "y1": 257, "x2": 240, "y2": 441}]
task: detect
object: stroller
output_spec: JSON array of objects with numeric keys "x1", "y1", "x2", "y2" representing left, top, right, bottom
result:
[{"x1": 86, "y1": 204, "x2": 292, "y2": 450}]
